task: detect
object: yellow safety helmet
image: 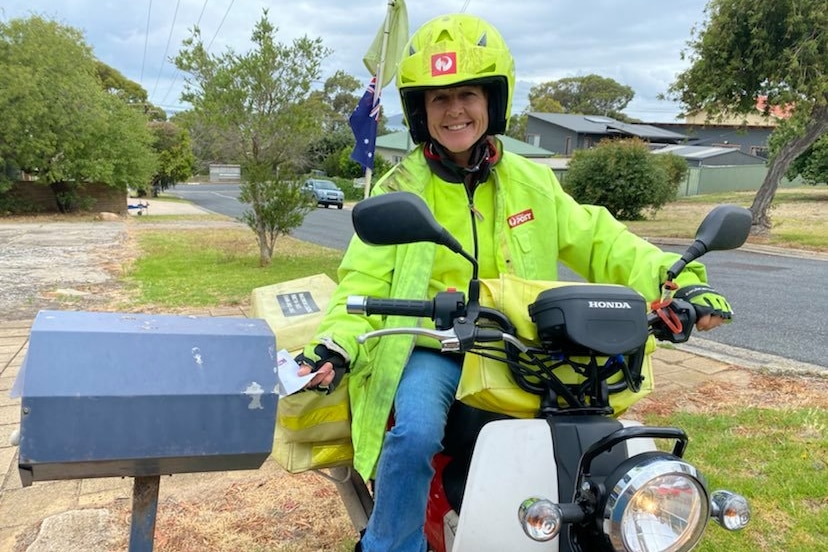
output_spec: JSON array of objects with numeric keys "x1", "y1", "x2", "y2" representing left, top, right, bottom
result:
[{"x1": 396, "y1": 13, "x2": 516, "y2": 144}]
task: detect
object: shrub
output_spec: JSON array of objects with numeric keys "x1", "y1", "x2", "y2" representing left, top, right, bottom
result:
[
  {"x1": 564, "y1": 139, "x2": 680, "y2": 220},
  {"x1": 651, "y1": 152, "x2": 686, "y2": 207},
  {"x1": 0, "y1": 192, "x2": 40, "y2": 216}
]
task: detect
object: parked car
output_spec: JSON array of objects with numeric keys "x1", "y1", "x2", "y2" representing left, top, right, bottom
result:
[{"x1": 303, "y1": 179, "x2": 345, "y2": 209}]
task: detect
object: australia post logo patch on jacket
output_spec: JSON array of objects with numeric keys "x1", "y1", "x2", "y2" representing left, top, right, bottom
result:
[
  {"x1": 508, "y1": 209, "x2": 534, "y2": 228},
  {"x1": 431, "y1": 52, "x2": 457, "y2": 76}
]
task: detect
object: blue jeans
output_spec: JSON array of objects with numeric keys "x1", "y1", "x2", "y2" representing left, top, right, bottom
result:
[{"x1": 360, "y1": 348, "x2": 462, "y2": 552}]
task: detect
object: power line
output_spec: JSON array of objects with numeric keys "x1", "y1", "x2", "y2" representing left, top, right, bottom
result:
[
  {"x1": 159, "y1": 0, "x2": 211, "y2": 107},
  {"x1": 151, "y1": 0, "x2": 182, "y2": 100},
  {"x1": 207, "y1": 0, "x2": 236, "y2": 52},
  {"x1": 139, "y1": 0, "x2": 153, "y2": 83},
  {"x1": 196, "y1": 0, "x2": 210, "y2": 26}
]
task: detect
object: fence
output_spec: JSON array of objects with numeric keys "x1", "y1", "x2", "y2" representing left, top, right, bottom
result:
[
  {"x1": 678, "y1": 165, "x2": 803, "y2": 197},
  {"x1": 208, "y1": 164, "x2": 241, "y2": 183},
  {"x1": 2, "y1": 181, "x2": 127, "y2": 215}
]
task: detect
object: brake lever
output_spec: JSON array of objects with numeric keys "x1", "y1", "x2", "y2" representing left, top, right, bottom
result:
[
  {"x1": 649, "y1": 298, "x2": 696, "y2": 343},
  {"x1": 357, "y1": 327, "x2": 461, "y2": 351}
]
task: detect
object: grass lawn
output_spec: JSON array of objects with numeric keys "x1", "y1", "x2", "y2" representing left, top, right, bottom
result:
[
  {"x1": 122, "y1": 228, "x2": 342, "y2": 308},
  {"x1": 663, "y1": 407, "x2": 828, "y2": 551}
]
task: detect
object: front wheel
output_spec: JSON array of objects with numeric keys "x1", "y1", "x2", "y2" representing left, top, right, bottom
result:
[{"x1": 337, "y1": 204, "x2": 343, "y2": 210}]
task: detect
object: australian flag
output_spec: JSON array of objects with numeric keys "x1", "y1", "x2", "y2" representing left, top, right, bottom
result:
[{"x1": 349, "y1": 77, "x2": 381, "y2": 170}]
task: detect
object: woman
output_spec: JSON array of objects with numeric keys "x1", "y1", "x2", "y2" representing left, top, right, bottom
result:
[{"x1": 297, "y1": 13, "x2": 732, "y2": 552}]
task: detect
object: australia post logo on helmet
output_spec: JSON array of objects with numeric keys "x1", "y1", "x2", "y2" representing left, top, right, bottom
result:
[{"x1": 431, "y1": 52, "x2": 457, "y2": 76}]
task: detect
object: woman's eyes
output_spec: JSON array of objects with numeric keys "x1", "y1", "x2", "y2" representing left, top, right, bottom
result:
[{"x1": 430, "y1": 90, "x2": 479, "y2": 103}]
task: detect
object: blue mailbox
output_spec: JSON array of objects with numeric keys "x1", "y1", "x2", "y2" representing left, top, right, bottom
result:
[{"x1": 16, "y1": 310, "x2": 279, "y2": 487}]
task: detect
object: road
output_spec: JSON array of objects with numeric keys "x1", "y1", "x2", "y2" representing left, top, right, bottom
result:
[
  {"x1": 170, "y1": 182, "x2": 352, "y2": 250},
  {"x1": 169, "y1": 183, "x2": 828, "y2": 369}
]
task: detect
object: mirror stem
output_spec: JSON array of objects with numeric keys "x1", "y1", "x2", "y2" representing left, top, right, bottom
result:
[
  {"x1": 467, "y1": 277, "x2": 480, "y2": 306},
  {"x1": 667, "y1": 239, "x2": 709, "y2": 281}
]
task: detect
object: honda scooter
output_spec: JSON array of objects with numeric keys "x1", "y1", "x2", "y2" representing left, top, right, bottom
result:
[{"x1": 330, "y1": 191, "x2": 751, "y2": 552}]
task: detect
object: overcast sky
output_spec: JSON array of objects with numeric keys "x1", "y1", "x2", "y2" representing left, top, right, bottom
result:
[{"x1": 2, "y1": 0, "x2": 710, "y2": 122}]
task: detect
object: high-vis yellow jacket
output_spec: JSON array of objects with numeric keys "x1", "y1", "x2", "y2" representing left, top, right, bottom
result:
[{"x1": 309, "y1": 139, "x2": 707, "y2": 481}]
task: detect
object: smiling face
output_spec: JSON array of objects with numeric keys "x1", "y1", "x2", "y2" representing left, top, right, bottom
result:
[{"x1": 424, "y1": 85, "x2": 489, "y2": 167}]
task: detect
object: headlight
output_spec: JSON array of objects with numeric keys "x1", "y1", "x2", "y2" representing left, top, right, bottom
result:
[{"x1": 602, "y1": 453, "x2": 709, "y2": 552}]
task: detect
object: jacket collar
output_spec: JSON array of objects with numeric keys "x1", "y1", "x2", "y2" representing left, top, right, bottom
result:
[{"x1": 423, "y1": 136, "x2": 501, "y2": 186}]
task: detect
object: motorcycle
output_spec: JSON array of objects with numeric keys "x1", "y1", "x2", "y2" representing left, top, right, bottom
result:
[{"x1": 328, "y1": 191, "x2": 752, "y2": 552}]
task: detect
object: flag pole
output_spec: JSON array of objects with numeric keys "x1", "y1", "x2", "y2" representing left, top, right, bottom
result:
[{"x1": 363, "y1": 0, "x2": 395, "y2": 199}]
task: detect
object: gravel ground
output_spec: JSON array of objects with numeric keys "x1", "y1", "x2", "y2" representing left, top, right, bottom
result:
[
  {"x1": 0, "y1": 200, "x2": 225, "y2": 321},
  {"x1": 0, "y1": 221, "x2": 129, "y2": 320}
]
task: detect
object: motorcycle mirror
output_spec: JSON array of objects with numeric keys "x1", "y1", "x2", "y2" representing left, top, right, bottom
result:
[
  {"x1": 666, "y1": 204, "x2": 752, "y2": 280},
  {"x1": 352, "y1": 192, "x2": 482, "y2": 303},
  {"x1": 352, "y1": 192, "x2": 465, "y2": 254},
  {"x1": 694, "y1": 204, "x2": 753, "y2": 252}
]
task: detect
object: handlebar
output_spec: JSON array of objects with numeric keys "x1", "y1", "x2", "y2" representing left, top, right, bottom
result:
[
  {"x1": 347, "y1": 293, "x2": 530, "y2": 353},
  {"x1": 347, "y1": 290, "x2": 467, "y2": 331},
  {"x1": 347, "y1": 296, "x2": 435, "y2": 319},
  {"x1": 345, "y1": 288, "x2": 698, "y2": 411},
  {"x1": 348, "y1": 292, "x2": 698, "y2": 350}
]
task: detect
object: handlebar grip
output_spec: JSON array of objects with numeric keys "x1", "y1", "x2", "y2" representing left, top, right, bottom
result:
[{"x1": 347, "y1": 296, "x2": 435, "y2": 318}]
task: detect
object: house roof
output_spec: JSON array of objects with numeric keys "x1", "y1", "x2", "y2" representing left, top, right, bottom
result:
[
  {"x1": 528, "y1": 113, "x2": 688, "y2": 141},
  {"x1": 375, "y1": 131, "x2": 554, "y2": 158},
  {"x1": 651, "y1": 144, "x2": 765, "y2": 162}
]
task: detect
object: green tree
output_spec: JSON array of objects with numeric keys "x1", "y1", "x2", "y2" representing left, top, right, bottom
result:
[
  {"x1": 652, "y1": 153, "x2": 687, "y2": 207},
  {"x1": 175, "y1": 9, "x2": 330, "y2": 266},
  {"x1": 337, "y1": 145, "x2": 392, "y2": 181},
  {"x1": 564, "y1": 139, "x2": 677, "y2": 220},
  {"x1": 772, "y1": 121, "x2": 828, "y2": 185},
  {"x1": 171, "y1": 109, "x2": 240, "y2": 175},
  {"x1": 305, "y1": 71, "x2": 361, "y2": 174},
  {"x1": 0, "y1": 16, "x2": 156, "y2": 211},
  {"x1": 312, "y1": 70, "x2": 362, "y2": 133},
  {"x1": 505, "y1": 113, "x2": 528, "y2": 141},
  {"x1": 668, "y1": 0, "x2": 828, "y2": 232},
  {"x1": 238, "y1": 163, "x2": 312, "y2": 264},
  {"x1": 146, "y1": 121, "x2": 196, "y2": 195},
  {"x1": 787, "y1": 134, "x2": 828, "y2": 185},
  {"x1": 96, "y1": 61, "x2": 167, "y2": 121},
  {"x1": 310, "y1": 132, "x2": 357, "y2": 176},
  {"x1": 530, "y1": 75, "x2": 634, "y2": 117}
]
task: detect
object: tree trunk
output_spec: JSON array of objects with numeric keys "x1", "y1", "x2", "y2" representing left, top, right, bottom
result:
[
  {"x1": 49, "y1": 181, "x2": 79, "y2": 213},
  {"x1": 257, "y1": 230, "x2": 273, "y2": 267},
  {"x1": 750, "y1": 104, "x2": 828, "y2": 233}
]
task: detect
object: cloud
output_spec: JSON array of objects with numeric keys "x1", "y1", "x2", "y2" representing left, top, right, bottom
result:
[{"x1": 2, "y1": 0, "x2": 708, "y2": 121}]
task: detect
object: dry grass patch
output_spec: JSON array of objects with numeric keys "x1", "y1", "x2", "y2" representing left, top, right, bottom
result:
[
  {"x1": 626, "y1": 187, "x2": 828, "y2": 253},
  {"x1": 629, "y1": 369, "x2": 828, "y2": 418},
  {"x1": 105, "y1": 463, "x2": 355, "y2": 552}
]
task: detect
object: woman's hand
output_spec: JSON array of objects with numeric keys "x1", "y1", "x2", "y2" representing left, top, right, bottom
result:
[
  {"x1": 297, "y1": 360, "x2": 337, "y2": 389},
  {"x1": 695, "y1": 313, "x2": 725, "y2": 331},
  {"x1": 295, "y1": 344, "x2": 349, "y2": 393}
]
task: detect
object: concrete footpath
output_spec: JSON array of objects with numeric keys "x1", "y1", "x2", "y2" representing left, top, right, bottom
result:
[{"x1": 0, "y1": 309, "x2": 802, "y2": 551}]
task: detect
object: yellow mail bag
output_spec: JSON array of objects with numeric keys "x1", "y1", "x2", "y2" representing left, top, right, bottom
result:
[{"x1": 252, "y1": 274, "x2": 354, "y2": 473}]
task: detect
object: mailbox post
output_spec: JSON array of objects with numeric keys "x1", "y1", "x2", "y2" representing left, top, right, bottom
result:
[{"x1": 14, "y1": 310, "x2": 279, "y2": 551}]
